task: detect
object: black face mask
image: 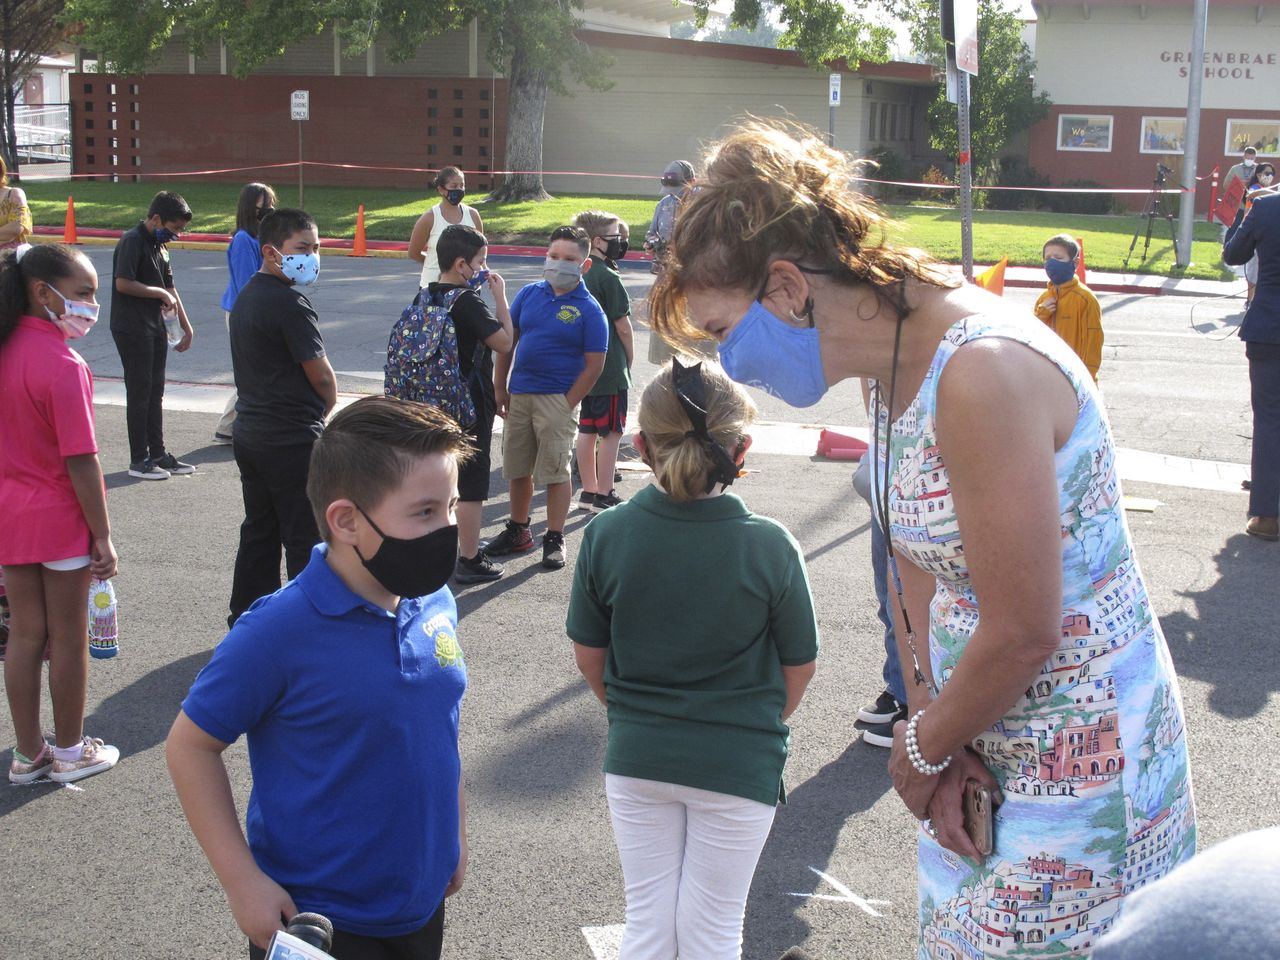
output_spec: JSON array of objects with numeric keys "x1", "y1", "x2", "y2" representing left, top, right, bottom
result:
[
  {"x1": 353, "y1": 506, "x2": 457, "y2": 599},
  {"x1": 603, "y1": 236, "x2": 628, "y2": 261},
  {"x1": 445, "y1": 188, "x2": 465, "y2": 206}
]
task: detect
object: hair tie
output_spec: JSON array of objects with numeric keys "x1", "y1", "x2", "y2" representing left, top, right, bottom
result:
[{"x1": 671, "y1": 358, "x2": 742, "y2": 493}]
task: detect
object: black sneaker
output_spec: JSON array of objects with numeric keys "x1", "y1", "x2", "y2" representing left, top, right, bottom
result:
[
  {"x1": 483, "y1": 521, "x2": 535, "y2": 557},
  {"x1": 861, "y1": 704, "x2": 909, "y2": 748},
  {"x1": 128, "y1": 459, "x2": 170, "y2": 481},
  {"x1": 591, "y1": 490, "x2": 624, "y2": 513},
  {"x1": 455, "y1": 553, "x2": 504, "y2": 584},
  {"x1": 542, "y1": 531, "x2": 566, "y2": 570},
  {"x1": 212, "y1": 432, "x2": 234, "y2": 445},
  {"x1": 576, "y1": 490, "x2": 597, "y2": 512},
  {"x1": 614, "y1": 470, "x2": 624, "y2": 484},
  {"x1": 155, "y1": 453, "x2": 195, "y2": 475},
  {"x1": 857, "y1": 690, "x2": 904, "y2": 724}
]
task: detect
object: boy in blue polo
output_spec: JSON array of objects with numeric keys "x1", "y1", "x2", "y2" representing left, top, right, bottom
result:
[
  {"x1": 488, "y1": 226, "x2": 608, "y2": 570},
  {"x1": 166, "y1": 396, "x2": 471, "y2": 960}
]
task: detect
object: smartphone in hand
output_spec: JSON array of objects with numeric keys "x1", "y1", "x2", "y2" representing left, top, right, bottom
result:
[{"x1": 963, "y1": 779, "x2": 999, "y2": 856}]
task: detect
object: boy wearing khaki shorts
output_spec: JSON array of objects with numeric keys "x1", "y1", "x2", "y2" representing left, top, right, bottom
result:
[{"x1": 488, "y1": 227, "x2": 608, "y2": 570}]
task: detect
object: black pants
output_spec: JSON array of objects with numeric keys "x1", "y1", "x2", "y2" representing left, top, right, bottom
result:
[
  {"x1": 1247, "y1": 340, "x2": 1280, "y2": 520},
  {"x1": 249, "y1": 900, "x2": 444, "y2": 960},
  {"x1": 112, "y1": 331, "x2": 168, "y2": 464},
  {"x1": 229, "y1": 440, "x2": 320, "y2": 628}
]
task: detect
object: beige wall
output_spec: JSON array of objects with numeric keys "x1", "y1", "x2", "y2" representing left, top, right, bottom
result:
[
  {"x1": 1035, "y1": 5, "x2": 1280, "y2": 110},
  {"x1": 540, "y1": 46, "x2": 933, "y2": 195}
]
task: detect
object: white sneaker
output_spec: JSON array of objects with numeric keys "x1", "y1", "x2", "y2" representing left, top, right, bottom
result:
[{"x1": 50, "y1": 736, "x2": 120, "y2": 783}]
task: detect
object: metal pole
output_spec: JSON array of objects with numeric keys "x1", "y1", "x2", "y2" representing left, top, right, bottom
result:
[
  {"x1": 957, "y1": 72, "x2": 974, "y2": 281},
  {"x1": 829, "y1": 103, "x2": 835, "y2": 148},
  {"x1": 1176, "y1": 0, "x2": 1208, "y2": 269},
  {"x1": 297, "y1": 120, "x2": 304, "y2": 207}
]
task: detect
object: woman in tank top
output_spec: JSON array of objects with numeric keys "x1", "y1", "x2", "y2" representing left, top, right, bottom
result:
[{"x1": 408, "y1": 166, "x2": 484, "y2": 288}]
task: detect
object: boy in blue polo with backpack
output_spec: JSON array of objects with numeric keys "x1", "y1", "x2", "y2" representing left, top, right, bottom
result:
[{"x1": 385, "y1": 224, "x2": 512, "y2": 583}]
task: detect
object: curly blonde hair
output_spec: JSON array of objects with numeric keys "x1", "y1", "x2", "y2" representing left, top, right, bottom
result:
[{"x1": 649, "y1": 119, "x2": 956, "y2": 343}]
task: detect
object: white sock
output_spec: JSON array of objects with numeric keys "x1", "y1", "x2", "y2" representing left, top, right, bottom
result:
[{"x1": 54, "y1": 742, "x2": 84, "y2": 762}]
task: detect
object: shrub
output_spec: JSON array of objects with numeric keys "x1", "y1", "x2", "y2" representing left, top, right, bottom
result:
[
  {"x1": 866, "y1": 146, "x2": 907, "y2": 203},
  {"x1": 987, "y1": 157, "x2": 1050, "y2": 211},
  {"x1": 1043, "y1": 180, "x2": 1118, "y2": 216},
  {"x1": 918, "y1": 165, "x2": 956, "y2": 206}
]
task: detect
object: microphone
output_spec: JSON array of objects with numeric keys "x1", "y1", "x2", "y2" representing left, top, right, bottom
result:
[{"x1": 286, "y1": 913, "x2": 334, "y2": 952}]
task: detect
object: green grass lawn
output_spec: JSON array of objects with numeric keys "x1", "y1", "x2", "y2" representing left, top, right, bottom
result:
[{"x1": 22, "y1": 180, "x2": 1233, "y2": 281}]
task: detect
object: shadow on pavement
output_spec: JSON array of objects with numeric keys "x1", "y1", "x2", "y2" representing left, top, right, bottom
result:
[
  {"x1": 1, "y1": 650, "x2": 210, "y2": 818},
  {"x1": 1160, "y1": 533, "x2": 1280, "y2": 719},
  {"x1": 744, "y1": 740, "x2": 895, "y2": 958}
]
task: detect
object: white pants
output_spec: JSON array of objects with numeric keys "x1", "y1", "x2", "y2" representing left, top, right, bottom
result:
[{"x1": 606, "y1": 774, "x2": 777, "y2": 960}]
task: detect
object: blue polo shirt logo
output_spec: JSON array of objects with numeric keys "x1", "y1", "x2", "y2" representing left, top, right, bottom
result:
[
  {"x1": 424, "y1": 613, "x2": 463, "y2": 667},
  {"x1": 556, "y1": 304, "x2": 582, "y2": 324}
]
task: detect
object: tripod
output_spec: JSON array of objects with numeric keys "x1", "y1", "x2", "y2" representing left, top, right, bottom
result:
[{"x1": 1124, "y1": 165, "x2": 1180, "y2": 270}]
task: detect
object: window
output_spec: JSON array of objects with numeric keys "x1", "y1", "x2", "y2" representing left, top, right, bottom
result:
[
  {"x1": 889, "y1": 103, "x2": 898, "y2": 141},
  {"x1": 879, "y1": 105, "x2": 888, "y2": 141},
  {"x1": 452, "y1": 145, "x2": 463, "y2": 156},
  {"x1": 868, "y1": 102, "x2": 877, "y2": 139},
  {"x1": 454, "y1": 108, "x2": 464, "y2": 118},
  {"x1": 1057, "y1": 114, "x2": 1113, "y2": 152},
  {"x1": 1225, "y1": 118, "x2": 1280, "y2": 157},
  {"x1": 1140, "y1": 117, "x2": 1185, "y2": 154}
]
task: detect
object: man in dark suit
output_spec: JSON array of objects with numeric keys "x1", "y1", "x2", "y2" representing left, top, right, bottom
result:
[{"x1": 1225, "y1": 187, "x2": 1280, "y2": 540}]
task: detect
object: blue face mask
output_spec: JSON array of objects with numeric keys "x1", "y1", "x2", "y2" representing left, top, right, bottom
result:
[
  {"x1": 467, "y1": 267, "x2": 490, "y2": 290},
  {"x1": 155, "y1": 227, "x2": 179, "y2": 244},
  {"x1": 718, "y1": 300, "x2": 828, "y2": 408},
  {"x1": 276, "y1": 250, "x2": 320, "y2": 286},
  {"x1": 1044, "y1": 258, "x2": 1076, "y2": 285}
]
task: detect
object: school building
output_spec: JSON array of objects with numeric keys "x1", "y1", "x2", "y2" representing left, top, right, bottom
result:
[
  {"x1": 1027, "y1": 0, "x2": 1280, "y2": 212},
  {"x1": 65, "y1": 3, "x2": 940, "y2": 196}
]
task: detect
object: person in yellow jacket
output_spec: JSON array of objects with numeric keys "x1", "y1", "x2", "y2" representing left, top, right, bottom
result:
[{"x1": 1034, "y1": 233, "x2": 1103, "y2": 381}]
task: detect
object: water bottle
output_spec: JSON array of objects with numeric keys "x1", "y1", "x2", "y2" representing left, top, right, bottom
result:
[
  {"x1": 162, "y1": 304, "x2": 182, "y2": 347},
  {"x1": 88, "y1": 578, "x2": 119, "y2": 659}
]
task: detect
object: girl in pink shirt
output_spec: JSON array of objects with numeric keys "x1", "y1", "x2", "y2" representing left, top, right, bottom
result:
[{"x1": 1, "y1": 243, "x2": 120, "y2": 785}]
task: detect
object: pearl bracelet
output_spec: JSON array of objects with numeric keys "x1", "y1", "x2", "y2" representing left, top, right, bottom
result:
[{"x1": 904, "y1": 708, "x2": 951, "y2": 776}]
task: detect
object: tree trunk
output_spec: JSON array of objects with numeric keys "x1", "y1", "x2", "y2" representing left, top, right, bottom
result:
[
  {"x1": 488, "y1": 45, "x2": 551, "y2": 203},
  {"x1": 0, "y1": 1, "x2": 15, "y2": 178}
]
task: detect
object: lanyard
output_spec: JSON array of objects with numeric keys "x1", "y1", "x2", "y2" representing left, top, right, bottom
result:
[{"x1": 871, "y1": 315, "x2": 939, "y2": 699}]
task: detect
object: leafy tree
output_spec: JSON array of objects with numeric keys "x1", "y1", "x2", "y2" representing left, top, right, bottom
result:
[
  {"x1": 904, "y1": 0, "x2": 1050, "y2": 183},
  {"x1": 62, "y1": 1, "x2": 901, "y2": 201},
  {"x1": 60, "y1": 0, "x2": 611, "y2": 201},
  {"x1": 670, "y1": 17, "x2": 785, "y2": 48},
  {"x1": 689, "y1": 1, "x2": 896, "y2": 69},
  {"x1": 1, "y1": 0, "x2": 68, "y2": 177}
]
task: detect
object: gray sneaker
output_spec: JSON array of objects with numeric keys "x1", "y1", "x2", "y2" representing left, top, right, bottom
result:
[
  {"x1": 128, "y1": 459, "x2": 170, "y2": 481},
  {"x1": 155, "y1": 453, "x2": 196, "y2": 475}
]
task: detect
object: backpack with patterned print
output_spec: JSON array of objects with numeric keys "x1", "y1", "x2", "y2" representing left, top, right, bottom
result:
[{"x1": 384, "y1": 286, "x2": 481, "y2": 428}]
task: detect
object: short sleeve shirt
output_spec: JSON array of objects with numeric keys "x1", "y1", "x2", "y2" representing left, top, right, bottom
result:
[
  {"x1": 230, "y1": 272, "x2": 327, "y2": 449},
  {"x1": 566, "y1": 486, "x2": 819, "y2": 806},
  {"x1": 0, "y1": 316, "x2": 98, "y2": 564},
  {"x1": 508, "y1": 279, "x2": 609, "y2": 395},
  {"x1": 181, "y1": 544, "x2": 467, "y2": 937},
  {"x1": 425, "y1": 282, "x2": 502, "y2": 412},
  {"x1": 583, "y1": 259, "x2": 632, "y2": 397},
  {"x1": 110, "y1": 222, "x2": 174, "y2": 338}
]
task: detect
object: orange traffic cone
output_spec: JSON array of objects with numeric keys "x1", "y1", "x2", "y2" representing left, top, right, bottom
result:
[
  {"x1": 974, "y1": 257, "x2": 1007, "y2": 296},
  {"x1": 63, "y1": 196, "x2": 78, "y2": 244},
  {"x1": 1075, "y1": 236, "x2": 1087, "y2": 285},
  {"x1": 351, "y1": 204, "x2": 367, "y2": 257}
]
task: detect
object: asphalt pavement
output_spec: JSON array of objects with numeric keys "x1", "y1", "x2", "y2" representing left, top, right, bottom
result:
[{"x1": 1, "y1": 251, "x2": 1276, "y2": 960}]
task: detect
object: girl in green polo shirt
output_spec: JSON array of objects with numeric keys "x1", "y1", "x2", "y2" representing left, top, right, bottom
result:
[{"x1": 568, "y1": 359, "x2": 819, "y2": 960}]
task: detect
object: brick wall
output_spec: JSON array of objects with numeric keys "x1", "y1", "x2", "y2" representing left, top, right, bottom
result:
[
  {"x1": 1029, "y1": 104, "x2": 1277, "y2": 214},
  {"x1": 69, "y1": 73, "x2": 507, "y2": 191}
]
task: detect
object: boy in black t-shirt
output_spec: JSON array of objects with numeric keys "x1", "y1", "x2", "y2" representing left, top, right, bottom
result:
[
  {"x1": 423, "y1": 225, "x2": 513, "y2": 583},
  {"x1": 227, "y1": 208, "x2": 337, "y2": 627},
  {"x1": 110, "y1": 190, "x2": 195, "y2": 480}
]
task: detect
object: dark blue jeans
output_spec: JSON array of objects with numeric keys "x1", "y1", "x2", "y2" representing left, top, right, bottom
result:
[
  {"x1": 871, "y1": 515, "x2": 908, "y2": 704},
  {"x1": 1247, "y1": 340, "x2": 1280, "y2": 520}
]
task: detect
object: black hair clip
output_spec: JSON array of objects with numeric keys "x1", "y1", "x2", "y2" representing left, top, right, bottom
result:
[{"x1": 671, "y1": 358, "x2": 741, "y2": 494}]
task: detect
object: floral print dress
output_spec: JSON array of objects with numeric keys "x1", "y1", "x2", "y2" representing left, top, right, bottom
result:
[
  {"x1": 873, "y1": 314, "x2": 1196, "y2": 959},
  {"x1": 0, "y1": 187, "x2": 32, "y2": 250}
]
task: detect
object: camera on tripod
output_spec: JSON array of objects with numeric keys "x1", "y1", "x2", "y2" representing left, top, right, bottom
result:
[
  {"x1": 1155, "y1": 163, "x2": 1174, "y2": 183},
  {"x1": 1124, "y1": 163, "x2": 1181, "y2": 269}
]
